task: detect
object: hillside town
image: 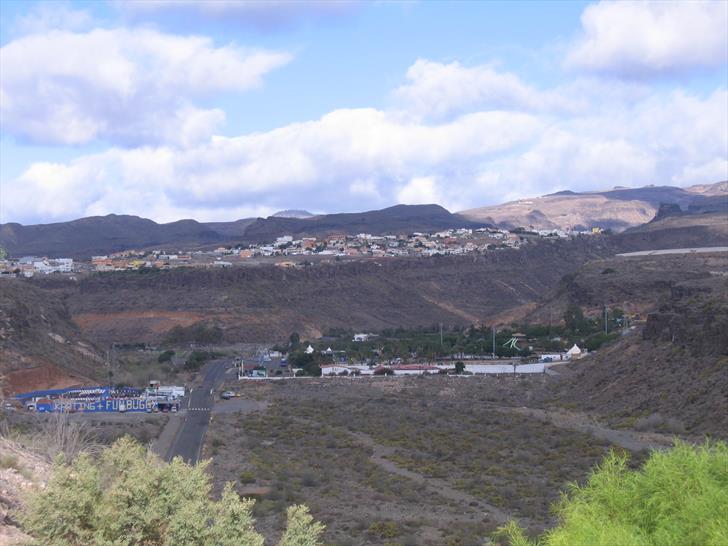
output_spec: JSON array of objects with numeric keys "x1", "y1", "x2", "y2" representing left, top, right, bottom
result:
[{"x1": 0, "y1": 225, "x2": 603, "y2": 276}]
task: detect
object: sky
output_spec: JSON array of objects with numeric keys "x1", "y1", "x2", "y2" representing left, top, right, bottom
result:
[{"x1": 0, "y1": 0, "x2": 726, "y2": 225}]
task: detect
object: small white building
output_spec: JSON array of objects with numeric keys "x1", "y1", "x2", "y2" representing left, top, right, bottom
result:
[
  {"x1": 566, "y1": 344, "x2": 583, "y2": 359},
  {"x1": 305, "y1": 345, "x2": 315, "y2": 354},
  {"x1": 321, "y1": 364, "x2": 373, "y2": 376},
  {"x1": 464, "y1": 364, "x2": 516, "y2": 374}
]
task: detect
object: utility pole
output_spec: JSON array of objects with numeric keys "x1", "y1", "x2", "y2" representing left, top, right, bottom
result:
[
  {"x1": 604, "y1": 305, "x2": 608, "y2": 334},
  {"x1": 492, "y1": 326, "x2": 496, "y2": 359},
  {"x1": 439, "y1": 323, "x2": 443, "y2": 350},
  {"x1": 548, "y1": 309, "x2": 552, "y2": 336}
]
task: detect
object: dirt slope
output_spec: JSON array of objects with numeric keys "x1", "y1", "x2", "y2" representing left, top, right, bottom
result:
[
  {"x1": 0, "y1": 280, "x2": 101, "y2": 395},
  {"x1": 534, "y1": 252, "x2": 728, "y2": 438},
  {"x1": 31, "y1": 238, "x2": 615, "y2": 345}
]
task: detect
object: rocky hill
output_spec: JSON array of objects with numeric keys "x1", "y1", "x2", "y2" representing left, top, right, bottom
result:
[
  {"x1": 0, "y1": 205, "x2": 484, "y2": 259},
  {"x1": 0, "y1": 280, "x2": 101, "y2": 395},
  {"x1": 241, "y1": 204, "x2": 485, "y2": 243},
  {"x1": 0, "y1": 215, "x2": 229, "y2": 259},
  {"x1": 3, "y1": 182, "x2": 724, "y2": 258},
  {"x1": 271, "y1": 210, "x2": 315, "y2": 219},
  {"x1": 548, "y1": 255, "x2": 728, "y2": 437},
  {"x1": 29, "y1": 237, "x2": 615, "y2": 346},
  {"x1": 460, "y1": 181, "x2": 727, "y2": 232},
  {"x1": 4, "y1": 207, "x2": 725, "y2": 396}
]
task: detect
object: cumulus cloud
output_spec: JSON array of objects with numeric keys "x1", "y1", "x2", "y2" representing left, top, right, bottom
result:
[
  {"x1": 393, "y1": 59, "x2": 575, "y2": 120},
  {"x1": 0, "y1": 28, "x2": 291, "y2": 146},
  {"x1": 471, "y1": 89, "x2": 728, "y2": 201},
  {"x1": 397, "y1": 177, "x2": 443, "y2": 205},
  {"x1": 4, "y1": 81, "x2": 726, "y2": 225},
  {"x1": 115, "y1": 0, "x2": 360, "y2": 29},
  {"x1": 2, "y1": 108, "x2": 542, "y2": 223},
  {"x1": 567, "y1": 0, "x2": 728, "y2": 77}
]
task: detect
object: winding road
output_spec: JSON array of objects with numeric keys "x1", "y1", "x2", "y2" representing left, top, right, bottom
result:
[{"x1": 165, "y1": 359, "x2": 228, "y2": 463}]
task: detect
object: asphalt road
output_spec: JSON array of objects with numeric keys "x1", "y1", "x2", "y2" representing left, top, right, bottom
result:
[
  {"x1": 617, "y1": 246, "x2": 728, "y2": 257},
  {"x1": 166, "y1": 359, "x2": 228, "y2": 464}
]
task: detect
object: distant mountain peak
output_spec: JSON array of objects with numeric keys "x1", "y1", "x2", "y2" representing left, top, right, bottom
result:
[
  {"x1": 460, "y1": 181, "x2": 726, "y2": 233},
  {"x1": 271, "y1": 210, "x2": 315, "y2": 219}
]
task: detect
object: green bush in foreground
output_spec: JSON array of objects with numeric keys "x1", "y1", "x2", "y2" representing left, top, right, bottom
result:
[
  {"x1": 21, "y1": 436, "x2": 324, "y2": 546},
  {"x1": 497, "y1": 441, "x2": 728, "y2": 546}
]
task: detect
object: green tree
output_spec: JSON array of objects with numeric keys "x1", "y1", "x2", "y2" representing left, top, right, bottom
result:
[
  {"x1": 279, "y1": 505, "x2": 326, "y2": 546},
  {"x1": 496, "y1": 441, "x2": 728, "y2": 546},
  {"x1": 454, "y1": 361, "x2": 465, "y2": 374},
  {"x1": 21, "y1": 436, "x2": 324, "y2": 546}
]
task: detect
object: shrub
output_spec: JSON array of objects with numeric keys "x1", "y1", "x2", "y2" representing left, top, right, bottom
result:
[
  {"x1": 496, "y1": 440, "x2": 728, "y2": 546},
  {"x1": 21, "y1": 436, "x2": 324, "y2": 546},
  {"x1": 164, "y1": 322, "x2": 224, "y2": 345},
  {"x1": 239, "y1": 471, "x2": 256, "y2": 484},
  {"x1": 368, "y1": 521, "x2": 401, "y2": 539},
  {"x1": 158, "y1": 350, "x2": 175, "y2": 363},
  {"x1": 0, "y1": 453, "x2": 19, "y2": 469},
  {"x1": 184, "y1": 350, "x2": 210, "y2": 371},
  {"x1": 634, "y1": 413, "x2": 686, "y2": 434}
]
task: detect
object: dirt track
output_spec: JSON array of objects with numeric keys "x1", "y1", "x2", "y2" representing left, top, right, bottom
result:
[{"x1": 502, "y1": 407, "x2": 676, "y2": 452}]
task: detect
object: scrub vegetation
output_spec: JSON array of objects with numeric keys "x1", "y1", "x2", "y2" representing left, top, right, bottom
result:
[
  {"x1": 497, "y1": 441, "x2": 728, "y2": 546},
  {"x1": 20, "y1": 436, "x2": 324, "y2": 546}
]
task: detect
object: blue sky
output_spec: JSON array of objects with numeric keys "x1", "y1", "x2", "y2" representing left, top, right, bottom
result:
[{"x1": 1, "y1": 1, "x2": 726, "y2": 224}]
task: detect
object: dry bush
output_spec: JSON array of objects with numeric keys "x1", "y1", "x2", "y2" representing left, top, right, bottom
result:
[{"x1": 23, "y1": 413, "x2": 99, "y2": 462}]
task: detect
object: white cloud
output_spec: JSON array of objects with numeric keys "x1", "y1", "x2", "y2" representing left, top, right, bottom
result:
[
  {"x1": 1, "y1": 108, "x2": 542, "y2": 223},
  {"x1": 567, "y1": 1, "x2": 728, "y2": 77},
  {"x1": 391, "y1": 59, "x2": 661, "y2": 121},
  {"x1": 115, "y1": 0, "x2": 360, "y2": 29},
  {"x1": 672, "y1": 158, "x2": 728, "y2": 187},
  {"x1": 0, "y1": 28, "x2": 291, "y2": 146},
  {"x1": 470, "y1": 89, "x2": 728, "y2": 203},
  {"x1": 12, "y1": 2, "x2": 95, "y2": 35},
  {"x1": 349, "y1": 179, "x2": 382, "y2": 200},
  {"x1": 397, "y1": 177, "x2": 442, "y2": 205},
  {"x1": 393, "y1": 59, "x2": 578, "y2": 120},
  {"x1": 2, "y1": 39, "x2": 726, "y2": 225},
  {"x1": 5, "y1": 83, "x2": 726, "y2": 225}
]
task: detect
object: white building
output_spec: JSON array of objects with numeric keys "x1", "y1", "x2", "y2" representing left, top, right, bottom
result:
[
  {"x1": 33, "y1": 258, "x2": 73, "y2": 274},
  {"x1": 566, "y1": 344, "x2": 583, "y2": 359}
]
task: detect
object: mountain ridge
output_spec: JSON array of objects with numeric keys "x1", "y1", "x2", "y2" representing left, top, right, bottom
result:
[
  {"x1": 460, "y1": 181, "x2": 727, "y2": 232},
  {"x1": 2, "y1": 182, "x2": 725, "y2": 259},
  {"x1": 1, "y1": 204, "x2": 482, "y2": 259}
]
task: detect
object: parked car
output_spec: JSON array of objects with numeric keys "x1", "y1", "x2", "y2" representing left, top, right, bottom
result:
[{"x1": 221, "y1": 391, "x2": 235, "y2": 400}]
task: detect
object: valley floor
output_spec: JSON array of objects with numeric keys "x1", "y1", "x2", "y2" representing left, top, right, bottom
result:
[{"x1": 202, "y1": 375, "x2": 692, "y2": 546}]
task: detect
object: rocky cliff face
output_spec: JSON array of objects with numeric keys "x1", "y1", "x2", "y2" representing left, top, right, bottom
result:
[{"x1": 643, "y1": 280, "x2": 728, "y2": 356}]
